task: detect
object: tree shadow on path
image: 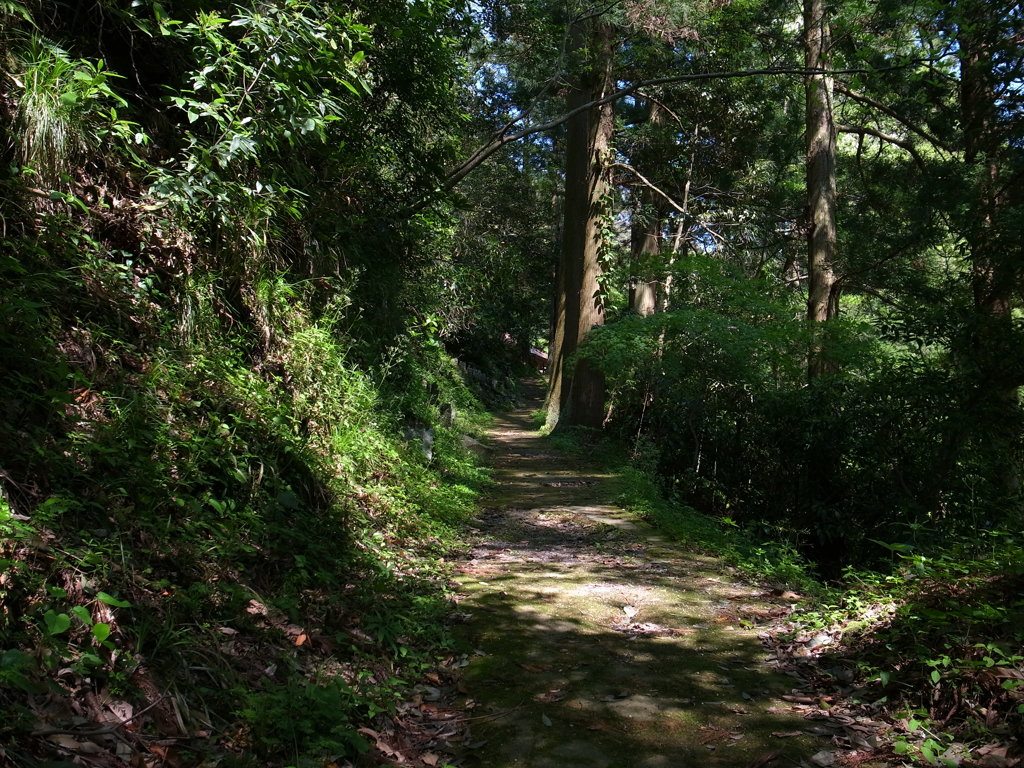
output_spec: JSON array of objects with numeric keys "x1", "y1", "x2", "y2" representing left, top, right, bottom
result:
[{"x1": 452, "y1": 389, "x2": 836, "y2": 768}]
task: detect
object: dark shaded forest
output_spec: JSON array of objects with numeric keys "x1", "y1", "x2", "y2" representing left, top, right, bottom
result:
[{"x1": 0, "y1": 0, "x2": 1022, "y2": 765}]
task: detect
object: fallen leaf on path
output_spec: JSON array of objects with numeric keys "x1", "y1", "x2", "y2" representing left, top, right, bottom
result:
[
  {"x1": 375, "y1": 740, "x2": 405, "y2": 761},
  {"x1": 148, "y1": 743, "x2": 183, "y2": 766},
  {"x1": 771, "y1": 731, "x2": 804, "y2": 738},
  {"x1": 806, "y1": 633, "x2": 833, "y2": 651},
  {"x1": 533, "y1": 688, "x2": 567, "y2": 703},
  {"x1": 699, "y1": 725, "x2": 735, "y2": 743},
  {"x1": 782, "y1": 695, "x2": 817, "y2": 704},
  {"x1": 769, "y1": 589, "x2": 803, "y2": 600},
  {"x1": 975, "y1": 743, "x2": 1022, "y2": 767},
  {"x1": 541, "y1": 713, "x2": 552, "y2": 727},
  {"x1": 422, "y1": 753, "x2": 440, "y2": 766},
  {"x1": 46, "y1": 734, "x2": 106, "y2": 755}
]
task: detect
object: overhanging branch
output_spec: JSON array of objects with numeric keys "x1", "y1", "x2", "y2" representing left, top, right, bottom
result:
[
  {"x1": 609, "y1": 162, "x2": 688, "y2": 214},
  {"x1": 404, "y1": 60, "x2": 935, "y2": 215},
  {"x1": 837, "y1": 122, "x2": 926, "y2": 168},
  {"x1": 834, "y1": 81, "x2": 951, "y2": 154}
]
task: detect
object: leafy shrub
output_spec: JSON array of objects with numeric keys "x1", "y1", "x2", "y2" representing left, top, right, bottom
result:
[
  {"x1": 236, "y1": 679, "x2": 371, "y2": 762},
  {"x1": 581, "y1": 253, "x2": 1022, "y2": 573}
]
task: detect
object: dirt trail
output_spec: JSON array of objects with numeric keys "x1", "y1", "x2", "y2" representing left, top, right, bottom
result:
[{"x1": 453, "y1": 388, "x2": 830, "y2": 767}]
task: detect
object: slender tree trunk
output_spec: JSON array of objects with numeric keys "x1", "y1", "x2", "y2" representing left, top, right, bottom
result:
[
  {"x1": 545, "y1": 143, "x2": 567, "y2": 428},
  {"x1": 658, "y1": 127, "x2": 698, "y2": 314},
  {"x1": 628, "y1": 101, "x2": 665, "y2": 317},
  {"x1": 805, "y1": 0, "x2": 839, "y2": 379},
  {"x1": 803, "y1": 0, "x2": 847, "y2": 574},
  {"x1": 958, "y1": 1, "x2": 1020, "y2": 496},
  {"x1": 629, "y1": 190, "x2": 662, "y2": 316},
  {"x1": 548, "y1": 17, "x2": 615, "y2": 430},
  {"x1": 545, "y1": 252, "x2": 568, "y2": 428},
  {"x1": 962, "y1": 7, "x2": 1011, "y2": 335}
]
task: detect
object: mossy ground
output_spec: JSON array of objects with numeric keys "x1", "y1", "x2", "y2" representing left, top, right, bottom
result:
[{"x1": 450, "y1": 393, "x2": 832, "y2": 767}]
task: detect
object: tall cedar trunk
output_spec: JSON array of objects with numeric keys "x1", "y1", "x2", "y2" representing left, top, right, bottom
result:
[
  {"x1": 958, "y1": 1, "x2": 1020, "y2": 496},
  {"x1": 547, "y1": 18, "x2": 614, "y2": 430},
  {"x1": 805, "y1": 0, "x2": 839, "y2": 380},
  {"x1": 804, "y1": 0, "x2": 845, "y2": 574}
]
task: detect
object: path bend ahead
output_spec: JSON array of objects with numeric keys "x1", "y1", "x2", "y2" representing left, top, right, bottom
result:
[{"x1": 454, "y1": 388, "x2": 831, "y2": 768}]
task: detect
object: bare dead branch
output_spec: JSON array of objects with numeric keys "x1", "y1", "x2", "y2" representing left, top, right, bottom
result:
[
  {"x1": 609, "y1": 162, "x2": 688, "y2": 214},
  {"x1": 32, "y1": 696, "x2": 169, "y2": 738},
  {"x1": 633, "y1": 90, "x2": 686, "y2": 127}
]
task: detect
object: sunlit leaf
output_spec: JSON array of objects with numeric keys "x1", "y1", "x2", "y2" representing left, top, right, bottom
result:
[
  {"x1": 96, "y1": 592, "x2": 131, "y2": 608},
  {"x1": 43, "y1": 610, "x2": 71, "y2": 635}
]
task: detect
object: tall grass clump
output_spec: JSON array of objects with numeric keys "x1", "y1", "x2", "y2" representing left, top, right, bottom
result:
[{"x1": 11, "y1": 35, "x2": 125, "y2": 182}]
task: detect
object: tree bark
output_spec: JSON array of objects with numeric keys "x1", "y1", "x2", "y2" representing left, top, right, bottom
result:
[
  {"x1": 803, "y1": 0, "x2": 846, "y2": 573},
  {"x1": 958, "y1": 0, "x2": 1020, "y2": 496},
  {"x1": 805, "y1": 0, "x2": 839, "y2": 379},
  {"x1": 629, "y1": 190, "x2": 662, "y2": 316},
  {"x1": 545, "y1": 248, "x2": 568, "y2": 428},
  {"x1": 628, "y1": 101, "x2": 665, "y2": 317},
  {"x1": 545, "y1": 139, "x2": 567, "y2": 428},
  {"x1": 548, "y1": 17, "x2": 615, "y2": 430}
]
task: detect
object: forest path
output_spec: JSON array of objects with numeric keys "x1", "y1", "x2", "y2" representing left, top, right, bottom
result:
[{"x1": 452, "y1": 385, "x2": 832, "y2": 768}]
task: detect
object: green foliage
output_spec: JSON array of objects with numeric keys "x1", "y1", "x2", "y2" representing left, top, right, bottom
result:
[
  {"x1": 137, "y1": 0, "x2": 373, "y2": 281},
  {"x1": 236, "y1": 679, "x2": 371, "y2": 761},
  {"x1": 0, "y1": 240, "x2": 488, "y2": 760},
  {"x1": 0, "y1": 2, "x2": 487, "y2": 763},
  {"x1": 2, "y1": 0, "x2": 1022, "y2": 761},
  {"x1": 616, "y1": 465, "x2": 816, "y2": 591},
  {"x1": 0, "y1": 1, "x2": 32, "y2": 23},
  {"x1": 787, "y1": 535, "x2": 1024, "y2": 762},
  {"x1": 10, "y1": 35, "x2": 129, "y2": 181},
  {"x1": 583, "y1": 249, "x2": 1022, "y2": 571}
]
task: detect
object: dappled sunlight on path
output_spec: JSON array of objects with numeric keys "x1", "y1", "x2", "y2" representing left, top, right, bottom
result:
[{"x1": 453, "y1": 387, "x2": 833, "y2": 768}]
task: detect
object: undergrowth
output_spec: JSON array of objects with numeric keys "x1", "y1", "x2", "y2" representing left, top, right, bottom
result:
[
  {"x1": 0, "y1": 4, "x2": 495, "y2": 762},
  {"x1": 0, "y1": 229, "x2": 489, "y2": 766},
  {"x1": 789, "y1": 538, "x2": 1024, "y2": 766},
  {"x1": 613, "y1": 460, "x2": 818, "y2": 592},
  {"x1": 610, "y1": 443, "x2": 1024, "y2": 766}
]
